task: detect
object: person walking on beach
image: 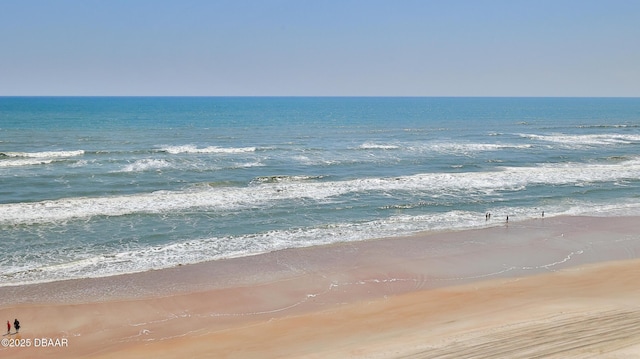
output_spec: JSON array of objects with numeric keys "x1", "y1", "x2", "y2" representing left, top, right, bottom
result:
[
  {"x1": 13, "y1": 319, "x2": 19, "y2": 333},
  {"x1": 6, "y1": 320, "x2": 9, "y2": 334}
]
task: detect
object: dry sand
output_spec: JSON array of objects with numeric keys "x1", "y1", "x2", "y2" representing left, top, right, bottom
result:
[{"x1": 2, "y1": 215, "x2": 640, "y2": 358}]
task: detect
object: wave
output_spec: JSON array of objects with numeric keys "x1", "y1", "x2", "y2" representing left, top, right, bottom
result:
[
  {"x1": 250, "y1": 175, "x2": 325, "y2": 184},
  {"x1": 160, "y1": 145, "x2": 256, "y2": 154},
  {"x1": 0, "y1": 150, "x2": 84, "y2": 168},
  {"x1": 423, "y1": 142, "x2": 532, "y2": 154},
  {"x1": 113, "y1": 158, "x2": 263, "y2": 173},
  {"x1": 606, "y1": 156, "x2": 631, "y2": 162},
  {"x1": 2, "y1": 157, "x2": 640, "y2": 225},
  {"x1": 0, "y1": 158, "x2": 55, "y2": 168},
  {"x1": 520, "y1": 133, "x2": 640, "y2": 147},
  {"x1": 5, "y1": 198, "x2": 640, "y2": 287},
  {"x1": 357, "y1": 142, "x2": 532, "y2": 154},
  {"x1": 120, "y1": 159, "x2": 172, "y2": 172},
  {"x1": 0, "y1": 150, "x2": 85, "y2": 158},
  {"x1": 0, "y1": 213, "x2": 447, "y2": 285},
  {"x1": 357, "y1": 143, "x2": 400, "y2": 150},
  {"x1": 576, "y1": 124, "x2": 640, "y2": 129},
  {"x1": 230, "y1": 161, "x2": 264, "y2": 169},
  {"x1": 0, "y1": 209, "x2": 548, "y2": 286}
]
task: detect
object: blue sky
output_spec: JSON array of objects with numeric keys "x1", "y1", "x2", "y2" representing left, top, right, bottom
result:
[{"x1": 1, "y1": 0, "x2": 638, "y2": 96}]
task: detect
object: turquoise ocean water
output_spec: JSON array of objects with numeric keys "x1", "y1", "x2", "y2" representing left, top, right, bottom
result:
[{"x1": 1, "y1": 97, "x2": 639, "y2": 286}]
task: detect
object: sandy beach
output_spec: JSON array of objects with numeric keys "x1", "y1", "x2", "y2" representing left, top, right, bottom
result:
[{"x1": 2, "y1": 215, "x2": 640, "y2": 358}]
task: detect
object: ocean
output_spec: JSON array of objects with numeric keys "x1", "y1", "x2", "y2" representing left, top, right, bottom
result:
[{"x1": 1, "y1": 97, "x2": 639, "y2": 286}]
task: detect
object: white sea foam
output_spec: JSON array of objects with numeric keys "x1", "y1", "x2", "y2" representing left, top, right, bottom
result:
[
  {"x1": 161, "y1": 145, "x2": 256, "y2": 154},
  {"x1": 0, "y1": 158, "x2": 54, "y2": 167},
  {"x1": 2, "y1": 157, "x2": 639, "y2": 226},
  {"x1": 251, "y1": 175, "x2": 324, "y2": 184},
  {"x1": 5, "y1": 199, "x2": 640, "y2": 287},
  {"x1": 292, "y1": 155, "x2": 340, "y2": 166},
  {"x1": 423, "y1": 142, "x2": 532, "y2": 154},
  {"x1": 1, "y1": 150, "x2": 85, "y2": 158},
  {"x1": 520, "y1": 133, "x2": 640, "y2": 147},
  {"x1": 358, "y1": 141, "x2": 531, "y2": 154},
  {"x1": 0, "y1": 210, "x2": 507, "y2": 285},
  {"x1": 358, "y1": 142, "x2": 400, "y2": 150},
  {"x1": 0, "y1": 150, "x2": 84, "y2": 167},
  {"x1": 120, "y1": 159, "x2": 171, "y2": 172},
  {"x1": 230, "y1": 161, "x2": 264, "y2": 169}
]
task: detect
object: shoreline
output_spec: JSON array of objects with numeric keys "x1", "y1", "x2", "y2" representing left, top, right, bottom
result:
[
  {"x1": 2, "y1": 215, "x2": 640, "y2": 357},
  {"x1": 2, "y1": 215, "x2": 638, "y2": 304}
]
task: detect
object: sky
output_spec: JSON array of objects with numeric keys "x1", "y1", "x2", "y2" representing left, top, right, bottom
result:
[{"x1": 1, "y1": 0, "x2": 639, "y2": 96}]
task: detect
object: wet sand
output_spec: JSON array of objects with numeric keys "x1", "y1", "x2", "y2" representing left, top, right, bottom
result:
[{"x1": 1, "y1": 215, "x2": 640, "y2": 358}]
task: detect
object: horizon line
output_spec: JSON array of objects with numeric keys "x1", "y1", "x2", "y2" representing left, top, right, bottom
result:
[{"x1": 2, "y1": 95, "x2": 639, "y2": 99}]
